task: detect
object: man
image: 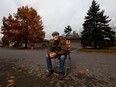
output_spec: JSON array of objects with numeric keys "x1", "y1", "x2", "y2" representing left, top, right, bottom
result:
[{"x1": 46, "y1": 31, "x2": 67, "y2": 80}]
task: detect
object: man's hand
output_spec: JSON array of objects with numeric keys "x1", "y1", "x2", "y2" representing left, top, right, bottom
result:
[{"x1": 49, "y1": 52, "x2": 57, "y2": 58}]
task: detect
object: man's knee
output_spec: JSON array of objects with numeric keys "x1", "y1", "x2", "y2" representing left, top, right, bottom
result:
[
  {"x1": 60, "y1": 55, "x2": 66, "y2": 61},
  {"x1": 46, "y1": 54, "x2": 50, "y2": 60}
]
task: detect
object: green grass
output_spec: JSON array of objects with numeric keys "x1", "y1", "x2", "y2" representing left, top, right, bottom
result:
[{"x1": 77, "y1": 47, "x2": 116, "y2": 54}]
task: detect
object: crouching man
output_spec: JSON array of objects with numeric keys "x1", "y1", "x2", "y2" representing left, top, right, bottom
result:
[{"x1": 46, "y1": 31, "x2": 67, "y2": 80}]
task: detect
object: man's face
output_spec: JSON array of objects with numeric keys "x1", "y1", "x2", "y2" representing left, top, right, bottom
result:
[{"x1": 53, "y1": 35, "x2": 59, "y2": 41}]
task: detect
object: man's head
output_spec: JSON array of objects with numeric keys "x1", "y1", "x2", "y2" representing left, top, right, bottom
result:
[{"x1": 52, "y1": 31, "x2": 59, "y2": 41}]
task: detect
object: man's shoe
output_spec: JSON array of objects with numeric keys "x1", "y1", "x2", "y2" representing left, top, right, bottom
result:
[
  {"x1": 57, "y1": 74, "x2": 64, "y2": 80},
  {"x1": 46, "y1": 70, "x2": 54, "y2": 77}
]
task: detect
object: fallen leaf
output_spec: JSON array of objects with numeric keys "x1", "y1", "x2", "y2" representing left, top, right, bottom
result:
[
  {"x1": 8, "y1": 79, "x2": 14, "y2": 83},
  {"x1": 10, "y1": 76, "x2": 15, "y2": 79},
  {"x1": 7, "y1": 79, "x2": 14, "y2": 87}
]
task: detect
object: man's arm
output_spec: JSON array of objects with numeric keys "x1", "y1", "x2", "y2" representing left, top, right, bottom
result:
[{"x1": 56, "y1": 40, "x2": 67, "y2": 55}]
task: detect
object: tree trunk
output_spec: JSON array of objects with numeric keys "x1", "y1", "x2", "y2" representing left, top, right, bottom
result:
[
  {"x1": 25, "y1": 39, "x2": 28, "y2": 48},
  {"x1": 93, "y1": 42, "x2": 97, "y2": 49}
]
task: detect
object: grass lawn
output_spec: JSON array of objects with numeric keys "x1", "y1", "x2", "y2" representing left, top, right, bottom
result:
[{"x1": 77, "y1": 46, "x2": 116, "y2": 54}]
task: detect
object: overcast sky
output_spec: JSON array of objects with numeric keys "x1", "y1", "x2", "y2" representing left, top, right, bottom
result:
[{"x1": 0, "y1": 0, "x2": 116, "y2": 39}]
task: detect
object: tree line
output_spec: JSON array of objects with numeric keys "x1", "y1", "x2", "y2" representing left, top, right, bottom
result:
[{"x1": 1, "y1": 0, "x2": 116, "y2": 48}]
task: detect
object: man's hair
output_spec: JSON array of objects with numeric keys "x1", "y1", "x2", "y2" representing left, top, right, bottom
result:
[{"x1": 52, "y1": 31, "x2": 59, "y2": 36}]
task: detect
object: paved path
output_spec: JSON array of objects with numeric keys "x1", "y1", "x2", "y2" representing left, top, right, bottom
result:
[{"x1": 0, "y1": 47, "x2": 116, "y2": 87}]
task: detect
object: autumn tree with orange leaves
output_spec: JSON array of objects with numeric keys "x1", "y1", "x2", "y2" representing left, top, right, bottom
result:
[{"x1": 1, "y1": 6, "x2": 45, "y2": 48}]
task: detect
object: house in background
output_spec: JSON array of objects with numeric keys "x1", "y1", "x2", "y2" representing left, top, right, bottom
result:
[
  {"x1": 7, "y1": 33, "x2": 82, "y2": 49},
  {"x1": 63, "y1": 33, "x2": 82, "y2": 49}
]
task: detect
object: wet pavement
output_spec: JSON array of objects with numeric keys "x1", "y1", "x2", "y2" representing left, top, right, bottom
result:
[{"x1": 0, "y1": 47, "x2": 116, "y2": 87}]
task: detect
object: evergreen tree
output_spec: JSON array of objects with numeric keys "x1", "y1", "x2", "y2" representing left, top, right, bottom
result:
[
  {"x1": 64, "y1": 25, "x2": 72, "y2": 36},
  {"x1": 81, "y1": 0, "x2": 115, "y2": 48}
]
